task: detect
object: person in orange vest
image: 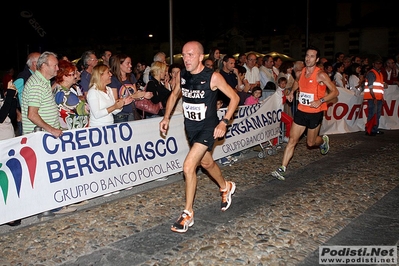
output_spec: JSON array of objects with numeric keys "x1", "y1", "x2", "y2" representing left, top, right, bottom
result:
[
  {"x1": 270, "y1": 45, "x2": 339, "y2": 181},
  {"x1": 363, "y1": 57, "x2": 387, "y2": 136}
]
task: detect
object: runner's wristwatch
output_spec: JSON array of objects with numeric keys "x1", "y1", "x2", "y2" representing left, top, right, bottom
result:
[{"x1": 222, "y1": 118, "x2": 229, "y2": 125}]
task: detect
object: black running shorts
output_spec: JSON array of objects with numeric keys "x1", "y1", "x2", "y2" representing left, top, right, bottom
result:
[
  {"x1": 293, "y1": 110, "x2": 324, "y2": 129},
  {"x1": 186, "y1": 129, "x2": 215, "y2": 151}
]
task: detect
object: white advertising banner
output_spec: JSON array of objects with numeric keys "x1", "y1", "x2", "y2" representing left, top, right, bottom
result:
[
  {"x1": 320, "y1": 85, "x2": 399, "y2": 135},
  {"x1": 1, "y1": 86, "x2": 398, "y2": 224},
  {"x1": 214, "y1": 92, "x2": 282, "y2": 159},
  {"x1": 0, "y1": 116, "x2": 189, "y2": 224}
]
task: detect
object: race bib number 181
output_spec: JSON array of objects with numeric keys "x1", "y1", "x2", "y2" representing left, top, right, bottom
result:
[{"x1": 183, "y1": 102, "x2": 207, "y2": 121}]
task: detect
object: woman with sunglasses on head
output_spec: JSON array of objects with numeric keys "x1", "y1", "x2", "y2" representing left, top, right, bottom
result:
[{"x1": 53, "y1": 60, "x2": 90, "y2": 130}]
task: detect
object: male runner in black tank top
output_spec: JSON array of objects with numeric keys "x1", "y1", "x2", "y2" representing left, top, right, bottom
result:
[{"x1": 160, "y1": 41, "x2": 240, "y2": 233}]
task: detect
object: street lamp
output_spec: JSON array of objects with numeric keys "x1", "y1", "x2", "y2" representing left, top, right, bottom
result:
[
  {"x1": 169, "y1": 0, "x2": 174, "y2": 64},
  {"x1": 306, "y1": 0, "x2": 309, "y2": 47}
]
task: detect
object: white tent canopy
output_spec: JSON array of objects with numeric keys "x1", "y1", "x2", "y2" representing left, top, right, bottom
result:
[{"x1": 168, "y1": 51, "x2": 295, "y2": 65}]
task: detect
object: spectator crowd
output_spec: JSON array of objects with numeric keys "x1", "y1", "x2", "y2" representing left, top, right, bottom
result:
[{"x1": 1, "y1": 46, "x2": 398, "y2": 225}]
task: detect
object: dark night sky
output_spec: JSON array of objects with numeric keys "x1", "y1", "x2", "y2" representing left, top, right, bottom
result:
[
  {"x1": 0, "y1": 0, "x2": 307, "y2": 70},
  {"x1": 1, "y1": 0, "x2": 395, "y2": 71},
  {"x1": 3, "y1": 1, "x2": 305, "y2": 42}
]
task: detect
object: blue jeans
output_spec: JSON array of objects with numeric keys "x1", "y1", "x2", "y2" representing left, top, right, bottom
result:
[
  {"x1": 367, "y1": 99, "x2": 383, "y2": 134},
  {"x1": 113, "y1": 113, "x2": 135, "y2": 123},
  {"x1": 146, "y1": 114, "x2": 161, "y2": 119}
]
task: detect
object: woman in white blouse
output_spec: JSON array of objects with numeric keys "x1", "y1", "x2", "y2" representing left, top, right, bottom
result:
[
  {"x1": 333, "y1": 62, "x2": 348, "y2": 89},
  {"x1": 348, "y1": 63, "x2": 364, "y2": 95},
  {"x1": 86, "y1": 65, "x2": 131, "y2": 127}
]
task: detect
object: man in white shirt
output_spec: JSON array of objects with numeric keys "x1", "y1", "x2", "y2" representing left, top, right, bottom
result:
[
  {"x1": 259, "y1": 55, "x2": 275, "y2": 88},
  {"x1": 259, "y1": 55, "x2": 276, "y2": 101},
  {"x1": 243, "y1": 53, "x2": 260, "y2": 91},
  {"x1": 143, "y1": 52, "x2": 167, "y2": 84}
]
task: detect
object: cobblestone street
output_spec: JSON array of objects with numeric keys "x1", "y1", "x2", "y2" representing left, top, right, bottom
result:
[{"x1": 1, "y1": 130, "x2": 398, "y2": 266}]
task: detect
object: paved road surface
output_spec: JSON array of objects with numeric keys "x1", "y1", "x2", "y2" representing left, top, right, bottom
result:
[{"x1": 0, "y1": 130, "x2": 398, "y2": 265}]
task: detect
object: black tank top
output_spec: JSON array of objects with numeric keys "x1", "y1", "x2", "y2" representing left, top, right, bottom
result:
[{"x1": 181, "y1": 67, "x2": 219, "y2": 131}]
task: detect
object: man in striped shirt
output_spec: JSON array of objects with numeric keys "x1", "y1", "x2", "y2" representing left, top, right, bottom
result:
[{"x1": 21, "y1": 51, "x2": 63, "y2": 138}]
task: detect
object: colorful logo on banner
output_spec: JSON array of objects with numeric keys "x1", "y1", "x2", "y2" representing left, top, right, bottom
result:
[{"x1": 0, "y1": 137, "x2": 37, "y2": 204}]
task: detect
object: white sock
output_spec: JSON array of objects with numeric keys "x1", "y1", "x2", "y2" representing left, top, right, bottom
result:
[{"x1": 183, "y1": 210, "x2": 192, "y2": 216}]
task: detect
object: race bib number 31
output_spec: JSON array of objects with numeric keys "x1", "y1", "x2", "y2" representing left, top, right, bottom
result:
[
  {"x1": 298, "y1": 92, "x2": 314, "y2": 106},
  {"x1": 183, "y1": 102, "x2": 207, "y2": 121}
]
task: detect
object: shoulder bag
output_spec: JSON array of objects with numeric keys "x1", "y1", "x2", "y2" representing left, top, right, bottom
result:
[{"x1": 134, "y1": 82, "x2": 163, "y2": 115}]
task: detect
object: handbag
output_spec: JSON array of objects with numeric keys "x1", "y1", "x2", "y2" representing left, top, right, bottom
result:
[
  {"x1": 135, "y1": 98, "x2": 163, "y2": 115},
  {"x1": 135, "y1": 81, "x2": 164, "y2": 115}
]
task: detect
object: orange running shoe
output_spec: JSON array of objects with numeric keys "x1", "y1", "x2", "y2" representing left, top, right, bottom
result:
[
  {"x1": 171, "y1": 210, "x2": 194, "y2": 233},
  {"x1": 220, "y1": 181, "x2": 236, "y2": 211}
]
